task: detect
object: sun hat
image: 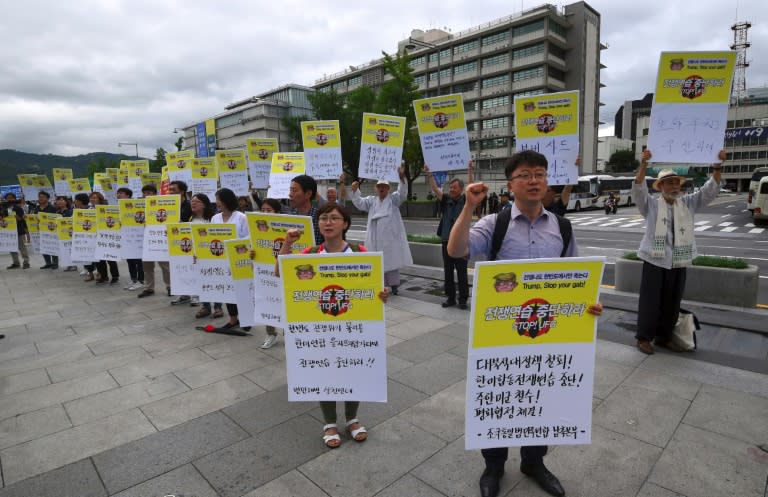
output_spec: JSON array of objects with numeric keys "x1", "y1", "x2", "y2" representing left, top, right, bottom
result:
[
  {"x1": 652, "y1": 169, "x2": 687, "y2": 190},
  {"x1": 376, "y1": 179, "x2": 390, "y2": 186}
]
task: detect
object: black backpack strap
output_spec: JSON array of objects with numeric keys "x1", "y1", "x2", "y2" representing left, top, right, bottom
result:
[
  {"x1": 555, "y1": 214, "x2": 572, "y2": 257},
  {"x1": 490, "y1": 209, "x2": 512, "y2": 261}
]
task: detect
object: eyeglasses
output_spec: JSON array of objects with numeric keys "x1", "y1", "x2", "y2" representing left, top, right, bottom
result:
[
  {"x1": 318, "y1": 215, "x2": 344, "y2": 223},
  {"x1": 510, "y1": 172, "x2": 547, "y2": 182}
]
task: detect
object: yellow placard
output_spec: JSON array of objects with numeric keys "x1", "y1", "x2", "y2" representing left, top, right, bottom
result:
[
  {"x1": 654, "y1": 51, "x2": 736, "y2": 104},
  {"x1": 39, "y1": 213, "x2": 61, "y2": 234},
  {"x1": 225, "y1": 238, "x2": 254, "y2": 280},
  {"x1": 167, "y1": 223, "x2": 194, "y2": 257},
  {"x1": 73, "y1": 209, "x2": 98, "y2": 233},
  {"x1": 270, "y1": 152, "x2": 306, "y2": 175},
  {"x1": 33, "y1": 175, "x2": 52, "y2": 188},
  {"x1": 128, "y1": 161, "x2": 148, "y2": 178},
  {"x1": 144, "y1": 195, "x2": 181, "y2": 226},
  {"x1": 0, "y1": 215, "x2": 16, "y2": 232},
  {"x1": 191, "y1": 224, "x2": 236, "y2": 260},
  {"x1": 52, "y1": 168, "x2": 73, "y2": 181},
  {"x1": 247, "y1": 212, "x2": 315, "y2": 264},
  {"x1": 361, "y1": 113, "x2": 406, "y2": 147},
  {"x1": 280, "y1": 253, "x2": 384, "y2": 322},
  {"x1": 215, "y1": 149, "x2": 247, "y2": 172},
  {"x1": 57, "y1": 217, "x2": 73, "y2": 241},
  {"x1": 140, "y1": 172, "x2": 161, "y2": 187},
  {"x1": 17, "y1": 174, "x2": 37, "y2": 187},
  {"x1": 96, "y1": 205, "x2": 121, "y2": 231},
  {"x1": 192, "y1": 158, "x2": 218, "y2": 179},
  {"x1": 119, "y1": 198, "x2": 146, "y2": 227},
  {"x1": 106, "y1": 168, "x2": 119, "y2": 182},
  {"x1": 514, "y1": 90, "x2": 579, "y2": 138},
  {"x1": 68, "y1": 178, "x2": 91, "y2": 193},
  {"x1": 246, "y1": 138, "x2": 279, "y2": 162},
  {"x1": 413, "y1": 94, "x2": 467, "y2": 133},
  {"x1": 26, "y1": 213, "x2": 39, "y2": 233},
  {"x1": 98, "y1": 178, "x2": 114, "y2": 193},
  {"x1": 471, "y1": 259, "x2": 604, "y2": 348},
  {"x1": 301, "y1": 120, "x2": 342, "y2": 149}
]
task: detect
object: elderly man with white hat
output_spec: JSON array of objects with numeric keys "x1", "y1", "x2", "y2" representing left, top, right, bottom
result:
[
  {"x1": 632, "y1": 148, "x2": 725, "y2": 355},
  {"x1": 350, "y1": 166, "x2": 412, "y2": 295}
]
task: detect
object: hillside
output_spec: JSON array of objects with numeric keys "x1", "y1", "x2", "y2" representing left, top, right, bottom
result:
[{"x1": 0, "y1": 149, "x2": 141, "y2": 185}]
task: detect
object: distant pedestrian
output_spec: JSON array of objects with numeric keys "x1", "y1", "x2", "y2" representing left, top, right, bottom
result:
[{"x1": 3, "y1": 193, "x2": 29, "y2": 269}]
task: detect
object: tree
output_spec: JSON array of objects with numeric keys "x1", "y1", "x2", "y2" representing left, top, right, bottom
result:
[
  {"x1": 280, "y1": 115, "x2": 307, "y2": 152},
  {"x1": 150, "y1": 148, "x2": 166, "y2": 173},
  {"x1": 607, "y1": 149, "x2": 638, "y2": 173},
  {"x1": 174, "y1": 137, "x2": 183, "y2": 151},
  {"x1": 86, "y1": 156, "x2": 118, "y2": 178}
]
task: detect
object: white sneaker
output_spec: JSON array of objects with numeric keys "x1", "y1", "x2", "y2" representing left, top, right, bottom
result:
[
  {"x1": 123, "y1": 281, "x2": 135, "y2": 290},
  {"x1": 127, "y1": 282, "x2": 144, "y2": 291},
  {"x1": 80, "y1": 269, "x2": 88, "y2": 276},
  {"x1": 260, "y1": 334, "x2": 279, "y2": 349},
  {"x1": 189, "y1": 296, "x2": 200, "y2": 306}
]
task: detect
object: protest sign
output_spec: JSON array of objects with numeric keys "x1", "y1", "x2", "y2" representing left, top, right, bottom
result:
[
  {"x1": 190, "y1": 158, "x2": 218, "y2": 198},
  {"x1": 413, "y1": 94, "x2": 471, "y2": 172},
  {"x1": 53, "y1": 168, "x2": 73, "y2": 197},
  {"x1": 68, "y1": 178, "x2": 92, "y2": 196},
  {"x1": 167, "y1": 223, "x2": 197, "y2": 296},
  {"x1": 358, "y1": 113, "x2": 406, "y2": 182},
  {"x1": 302, "y1": 120, "x2": 342, "y2": 179},
  {"x1": 119, "y1": 199, "x2": 145, "y2": 260},
  {"x1": 225, "y1": 238, "x2": 256, "y2": 327},
  {"x1": 267, "y1": 152, "x2": 306, "y2": 199},
  {"x1": 26, "y1": 213, "x2": 40, "y2": 253},
  {"x1": 246, "y1": 138, "x2": 279, "y2": 189},
  {"x1": 71, "y1": 208, "x2": 98, "y2": 263},
  {"x1": 142, "y1": 195, "x2": 180, "y2": 262},
  {"x1": 216, "y1": 149, "x2": 249, "y2": 196},
  {"x1": 57, "y1": 217, "x2": 74, "y2": 268},
  {"x1": 192, "y1": 224, "x2": 237, "y2": 303},
  {"x1": 94, "y1": 205, "x2": 122, "y2": 261},
  {"x1": 39, "y1": 212, "x2": 61, "y2": 256},
  {"x1": 0, "y1": 215, "x2": 17, "y2": 253},
  {"x1": 167, "y1": 151, "x2": 194, "y2": 186}
]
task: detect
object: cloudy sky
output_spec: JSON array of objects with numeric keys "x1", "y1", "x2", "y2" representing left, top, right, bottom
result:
[{"x1": 1, "y1": 0, "x2": 766, "y2": 158}]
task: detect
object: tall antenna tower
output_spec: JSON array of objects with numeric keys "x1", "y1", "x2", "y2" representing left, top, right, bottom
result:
[{"x1": 730, "y1": 20, "x2": 751, "y2": 102}]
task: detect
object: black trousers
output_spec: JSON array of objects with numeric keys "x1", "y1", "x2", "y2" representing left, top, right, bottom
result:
[
  {"x1": 441, "y1": 241, "x2": 469, "y2": 303},
  {"x1": 126, "y1": 259, "x2": 144, "y2": 282},
  {"x1": 636, "y1": 261, "x2": 686, "y2": 343},
  {"x1": 481, "y1": 446, "x2": 548, "y2": 470},
  {"x1": 96, "y1": 260, "x2": 119, "y2": 279}
]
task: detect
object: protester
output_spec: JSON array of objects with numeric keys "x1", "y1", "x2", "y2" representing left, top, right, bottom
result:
[
  {"x1": 277, "y1": 203, "x2": 389, "y2": 448},
  {"x1": 349, "y1": 166, "x2": 412, "y2": 295},
  {"x1": 425, "y1": 163, "x2": 471, "y2": 309},
  {"x1": 498, "y1": 192, "x2": 512, "y2": 211},
  {"x1": 632, "y1": 149, "x2": 725, "y2": 355},
  {"x1": 543, "y1": 185, "x2": 573, "y2": 216},
  {"x1": 447, "y1": 150, "x2": 603, "y2": 497},
  {"x1": 212, "y1": 187, "x2": 250, "y2": 329},
  {"x1": 138, "y1": 184, "x2": 170, "y2": 298},
  {"x1": 257, "y1": 197, "x2": 283, "y2": 348},
  {"x1": 286, "y1": 174, "x2": 323, "y2": 244},
  {"x1": 3, "y1": 192, "x2": 30, "y2": 269},
  {"x1": 116, "y1": 187, "x2": 144, "y2": 290},
  {"x1": 169, "y1": 181, "x2": 194, "y2": 304},
  {"x1": 188, "y1": 193, "x2": 221, "y2": 317},
  {"x1": 32, "y1": 191, "x2": 57, "y2": 269},
  {"x1": 237, "y1": 195, "x2": 254, "y2": 213},
  {"x1": 69, "y1": 193, "x2": 91, "y2": 275},
  {"x1": 88, "y1": 192, "x2": 119, "y2": 284}
]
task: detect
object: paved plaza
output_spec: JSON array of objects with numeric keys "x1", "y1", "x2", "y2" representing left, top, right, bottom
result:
[{"x1": 1, "y1": 254, "x2": 767, "y2": 497}]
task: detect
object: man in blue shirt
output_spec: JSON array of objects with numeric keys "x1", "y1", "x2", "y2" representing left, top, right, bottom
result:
[{"x1": 448, "y1": 150, "x2": 603, "y2": 497}]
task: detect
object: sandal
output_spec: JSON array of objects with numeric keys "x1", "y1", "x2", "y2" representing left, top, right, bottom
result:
[
  {"x1": 346, "y1": 418, "x2": 368, "y2": 442},
  {"x1": 84, "y1": 273, "x2": 95, "y2": 282},
  {"x1": 212, "y1": 309, "x2": 224, "y2": 318},
  {"x1": 323, "y1": 424, "x2": 341, "y2": 449},
  {"x1": 195, "y1": 307, "x2": 211, "y2": 319}
]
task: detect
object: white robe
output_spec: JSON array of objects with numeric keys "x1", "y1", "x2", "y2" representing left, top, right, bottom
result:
[{"x1": 351, "y1": 178, "x2": 413, "y2": 272}]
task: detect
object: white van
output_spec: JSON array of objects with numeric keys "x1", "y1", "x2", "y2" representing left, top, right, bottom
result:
[
  {"x1": 752, "y1": 176, "x2": 768, "y2": 225},
  {"x1": 747, "y1": 167, "x2": 768, "y2": 212}
]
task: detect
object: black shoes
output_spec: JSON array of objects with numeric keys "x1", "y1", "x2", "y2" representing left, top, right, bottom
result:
[
  {"x1": 520, "y1": 463, "x2": 565, "y2": 497},
  {"x1": 458, "y1": 301, "x2": 468, "y2": 310},
  {"x1": 441, "y1": 300, "x2": 456, "y2": 308},
  {"x1": 390, "y1": 285, "x2": 398, "y2": 295},
  {"x1": 7, "y1": 264, "x2": 20, "y2": 270},
  {"x1": 40, "y1": 264, "x2": 52, "y2": 269},
  {"x1": 479, "y1": 467, "x2": 504, "y2": 497},
  {"x1": 138, "y1": 289, "x2": 155, "y2": 298},
  {"x1": 221, "y1": 321, "x2": 240, "y2": 330}
]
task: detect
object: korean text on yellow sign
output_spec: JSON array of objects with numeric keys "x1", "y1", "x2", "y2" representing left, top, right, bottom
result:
[
  {"x1": 270, "y1": 153, "x2": 306, "y2": 175},
  {"x1": 191, "y1": 224, "x2": 236, "y2": 260},
  {"x1": 413, "y1": 95, "x2": 467, "y2": 133},
  {"x1": 280, "y1": 253, "x2": 384, "y2": 323},
  {"x1": 247, "y1": 212, "x2": 315, "y2": 264},
  {"x1": 301, "y1": 121, "x2": 341, "y2": 149},
  {"x1": 225, "y1": 239, "x2": 254, "y2": 280},
  {"x1": 471, "y1": 259, "x2": 604, "y2": 349},
  {"x1": 38, "y1": 213, "x2": 60, "y2": 234},
  {"x1": 144, "y1": 195, "x2": 181, "y2": 226},
  {"x1": 96, "y1": 205, "x2": 121, "y2": 231},
  {"x1": 246, "y1": 138, "x2": 279, "y2": 161},
  {"x1": 215, "y1": 149, "x2": 247, "y2": 172},
  {"x1": 52, "y1": 168, "x2": 73, "y2": 181},
  {"x1": 73, "y1": 209, "x2": 98, "y2": 234},
  {"x1": 167, "y1": 223, "x2": 193, "y2": 257},
  {"x1": 57, "y1": 217, "x2": 73, "y2": 241},
  {"x1": 514, "y1": 91, "x2": 579, "y2": 139},
  {"x1": 361, "y1": 113, "x2": 406, "y2": 147},
  {"x1": 192, "y1": 158, "x2": 218, "y2": 179},
  {"x1": 654, "y1": 51, "x2": 736, "y2": 104},
  {"x1": 68, "y1": 178, "x2": 91, "y2": 194},
  {"x1": 119, "y1": 199, "x2": 146, "y2": 227}
]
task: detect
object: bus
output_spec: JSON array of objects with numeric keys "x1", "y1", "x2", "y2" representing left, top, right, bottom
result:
[
  {"x1": 565, "y1": 177, "x2": 599, "y2": 212},
  {"x1": 747, "y1": 167, "x2": 768, "y2": 213},
  {"x1": 596, "y1": 176, "x2": 635, "y2": 207},
  {"x1": 566, "y1": 175, "x2": 631, "y2": 211}
]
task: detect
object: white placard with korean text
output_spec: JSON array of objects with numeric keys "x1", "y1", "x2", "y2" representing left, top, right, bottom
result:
[
  {"x1": 358, "y1": 113, "x2": 406, "y2": 182},
  {"x1": 94, "y1": 205, "x2": 122, "y2": 261},
  {"x1": 302, "y1": 120, "x2": 342, "y2": 180},
  {"x1": 191, "y1": 224, "x2": 237, "y2": 303},
  {"x1": 413, "y1": 95, "x2": 471, "y2": 173}
]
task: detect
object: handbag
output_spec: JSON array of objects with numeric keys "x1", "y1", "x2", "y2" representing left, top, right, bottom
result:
[{"x1": 671, "y1": 308, "x2": 699, "y2": 351}]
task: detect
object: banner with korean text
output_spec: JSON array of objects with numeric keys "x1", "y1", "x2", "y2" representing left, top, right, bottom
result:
[
  {"x1": 166, "y1": 151, "x2": 194, "y2": 186},
  {"x1": 94, "y1": 205, "x2": 122, "y2": 261},
  {"x1": 465, "y1": 257, "x2": 604, "y2": 450},
  {"x1": 216, "y1": 149, "x2": 249, "y2": 196},
  {"x1": 142, "y1": 195, "x2": 180, "y2": 262},
  {"x1": 128, "y1": 160, "x2": 150, "y2": 194},
  {"x1": 302, "y1": 120, "x2": 342, "y2": 179},
  {"x1": 514, "y1": 90, "x2": 580, "y2": 185},
  {"x1": 57, "y1": 217, "x2": 74, "y2": 267},
  {"x1": 246, "y1": 138, "x2": 279, "y2": 189},
  {"x1": 413, "y1": 94, "x2": 471, "y2": 172},
  {"x1": 268, "y1": 153, "x2": 306, "y2": 199},
  {"x1": 647, "y1": 51, "x2": 736, "y2": 163},
  {"x1": 53, "y1": 168, "x2": 73, "y2": 197},
  {"x1": 192, "y1": 224, "x2": 237, "y2": 303},
  {"x1": 190, "y1": 158, "x2": 218, "y2": 198},
  {"x1": 39, "y1": 213, "x2": 60, "y2": 256},
  {"x1": 225, "y1": 238, "x2": 257, "y2": 327},
  {"x1": 27, "y1": 213, "x2": 40, "y2": 253},
  {"x1": 358, "y1": 113, "x2": 406, "y2": 182},
  {"x1": 0, "y1": 215, "x2": 17, "y2": 253},
  {"x1": 279, "y1": 252, "x2": 386, "y2": 402},
  {"x1": 167, "y1": 223, "x2": 197, "y2": 295},
  {"x1": 71, "y1": 209, "x2": 98, "y2": 263},
  {"x1": 119, "y1": 199, "x2": 145, "y2": 259}
]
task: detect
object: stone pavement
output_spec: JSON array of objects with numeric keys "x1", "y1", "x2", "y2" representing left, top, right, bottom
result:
[{"x1": 1, "y1": 254, "x2": 767, "y2": 497}]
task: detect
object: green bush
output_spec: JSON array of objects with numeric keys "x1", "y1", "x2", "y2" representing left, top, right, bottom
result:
[
  {"x1": 407, "y1": 234, "x2": 442, "y2": 244},
  {"x1": 622, "y1": 252, "x2": 748, "y2": 269}
]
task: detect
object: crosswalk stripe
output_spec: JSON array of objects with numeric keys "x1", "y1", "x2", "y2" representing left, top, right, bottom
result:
[
  {"x1": 694, "y1": 226, "x2": 712, "y2": 231},
  {"x1": 720, "y1": 227, "x2": 738, "y2": 232},
  {"x1": 748, "y1": 228, "x2": 765, "y2": 234},
  {"x1": 717, "y1": 222, "x2": 733, "y2": 226}
]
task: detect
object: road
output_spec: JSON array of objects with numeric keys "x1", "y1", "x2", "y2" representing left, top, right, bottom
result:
[{"x1": 348, "y1": 193, "x2": 768, "y2": 305}]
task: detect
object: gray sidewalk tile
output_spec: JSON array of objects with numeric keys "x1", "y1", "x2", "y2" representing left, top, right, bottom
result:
[
  {"x1": 385, "y1": 307, "x2": 421, "y2": 325},
  {"x1": 35, "y1": 328, "x2": 125, "y2": 355},
  {"x1": 175, "y1": 347, "x2": 277, "y2": 389},
  {"x1": 46, "y1": 346, "x2": 151, "y2": 383},
  {"x1": 0, "y1": 310, "x2": 20, "y2": 320},
  {"x1": 640, "y1": 354, "x2": 768, "y2": 398},
  {"x1": 0, "y1": 343, "x2": 38, "y2": 364},
  {"x1": 410, "y1": 436, "x2": 490, "y2": 497},
  {"x1": 683, "y1": 384, "x2": 768, "y2": 444},
  {"x1": 64, "y1": 374, "x2": 189, "y2": 426},
  {"x1": 0, "y1": 459, "x2": 106, "y2": 497},
  {"x1": 85, "y1": 329, "x2": 178, "y2": 355},
  {"x1": 649, "y1": 424, "x2": 767, "y2": 497},
  {"x1": 595, "y1": 339, "x2": 649, "y2": 367},
  {"x1": 593, "y1": 384, "x2": 691, "y2": 447},
  {"x1": 0, "y1": 405, "x2": 71, "y2": 450},
  {"x1": 0, "y1": 311, "x2": 61, "y2": 330},
  {"x1": 0, "y1": 409, "x2": 156, "y2": 485},
  {"x1": 110, "y1": 464, "x2": 218, "y2": 497},
  {"x1": 298, "y1": 417, "x2": 446, "y2": 497},
  {"x1": 636, "y1": 482, "x2": 687, "y2": 497},
  {"x1": 223, "y1": 388, "x2": 316, "y2": 436},
  {"x1": 194, "y1": 414, "x2": 325, "y2": 497},
  {"x1": 374, "y1": 475, "x2": 447, "y2": 497},
  {"x1": 93, "y1": 411, "x2": 248, "y2": 495},
  {"x1": 387, "y1": 316, "x2": 454, "y2": 341},
  {"x1": 509, "y1": 426, "x2": 662, "y2": 497},
  {"x1": 388, "y1": 330, "x2": 465, "y2": 364},
  {"x1": 0, "y1": 368, "x2": 50, "y2": 396},
  {"x1": 385, "y1": 335, "x2": 404, "y2": 347},
  {"x1": 397, "y1": 380, "x2": 465, "y2": 442},
  {"x1": 0, "y1": 371, "x2": 117, "y2": 421},
  {"x1": 593, "y1": 357, "x2": 634, "y2": 399},
  {"x1": 432, "y1": 322, "x2": 470, "y2": 341},
  {"x1": 0, "y1": 346, "x2": 93, "y2": 379},
  {"x1": 716, "y1": 327, "x2": 768, "y2": 359},
  {"x1": 390, "y1": 352, "x2": 466, "y2": 395},
  {"x1": 622, "y1": 368, "x2": 702, "y2": 401},
  {"x1": 244, "y1": 362, "x2": 288, "y2": 391},
  {"x1": 240, "y1": 469, "x2": 329, "y2": 497},
  {"x1": 199, "y1": 334, "x2": 274, "y2": 359},
  {"x1": 140, "y1": 330, "x2": 223, "y2": 357},
  {"x1": 108, "y1": 348, "x2": 212, "y2": 386},
  {"x1": 141, "y1": 375, "x2": 265, "y2": 430},
  {"x1": 386, "y1": 354, "x2": 413, "y2": 375}
]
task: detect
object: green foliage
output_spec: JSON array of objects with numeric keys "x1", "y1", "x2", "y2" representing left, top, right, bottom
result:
[
  {"x1": 175, "y1": 137, "x2": 184, "y2": 151},
  {"x1": 622, "y1": 252, "x2": 748, "y2": 269},
  {"x1": 150, "y1": 148, "x2": 167, "y2": 173},
  {"x1": 0, "y1": 149, "x2": 136, "y2": 185},
  {"x1": 407, "y1": 234, "x2": 441, "y2": 244},
  {"x1": 607, "y1": 149, "x2": 638, "y2": 173},
  {"x1": 86, "y1": 156, "x2": 119, "y2": 178},
  {"x1": 280, "y1": 116, "x2": 306, "y2": 152}
]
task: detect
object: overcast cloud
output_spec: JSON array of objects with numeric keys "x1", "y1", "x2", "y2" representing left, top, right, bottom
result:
[{"x1": 1, "y1": 0, "x2": 766, "y2": 158}]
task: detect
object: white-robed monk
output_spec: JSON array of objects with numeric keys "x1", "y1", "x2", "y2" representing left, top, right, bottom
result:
[{"x1": 349, "y1": 166, "x2": 413, "y2": 294}]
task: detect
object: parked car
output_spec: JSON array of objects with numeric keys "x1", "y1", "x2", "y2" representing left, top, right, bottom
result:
[{"x1": 752, "y1": 176, "x2": 768, "y2": 225}]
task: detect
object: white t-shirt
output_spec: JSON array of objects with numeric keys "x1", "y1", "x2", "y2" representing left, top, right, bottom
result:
[{"x1": 211, "y1": 210, "x2": 249, "y2": 238}]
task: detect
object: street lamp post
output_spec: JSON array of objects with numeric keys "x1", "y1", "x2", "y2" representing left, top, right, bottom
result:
[
  {"x1": 118, "y1": 142, "x2": 139, "y2": 158},
  {"x1": 404, "y1": 37, "x2": 441, "y2": 96}
]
